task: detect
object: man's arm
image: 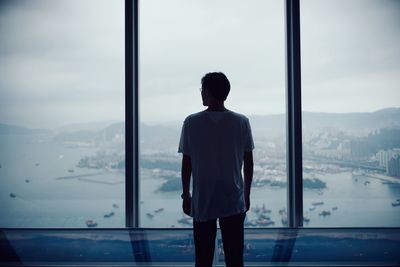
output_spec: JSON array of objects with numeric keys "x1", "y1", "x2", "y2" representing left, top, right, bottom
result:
[
  {"x1": 243, "y1": 151, "x2": 254, "y2": 212},
  {"x1": 181, "y1": 154, "x2": 192, "y2": 216}
]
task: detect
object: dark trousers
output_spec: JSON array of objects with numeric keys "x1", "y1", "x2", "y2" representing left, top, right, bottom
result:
[{"x1": 193, "y1": 212, "x2": 245, "y2": 267}]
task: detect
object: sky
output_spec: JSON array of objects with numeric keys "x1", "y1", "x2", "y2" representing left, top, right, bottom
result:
[{"x1": 0, "y1": 0, "x2": 399, "y2": 128}]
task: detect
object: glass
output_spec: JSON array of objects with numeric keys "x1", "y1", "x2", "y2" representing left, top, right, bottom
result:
[
  {"x1": 2, "y1": 228, "x2": 400, "y2": 265},
  {"x1": 301, "y1": 0, "x2": 400, "y2": 226},
  {"x1": 139, "y1": 0, "x2": 286, "y2": 227},
  {"x1": 0, "y1": 0, "x2": 125, "y2": 227}
]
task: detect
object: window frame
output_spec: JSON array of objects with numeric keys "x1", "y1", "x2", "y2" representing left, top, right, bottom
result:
[{"x1": 125, "y1": 0, "x2": 303, "y2": 228}]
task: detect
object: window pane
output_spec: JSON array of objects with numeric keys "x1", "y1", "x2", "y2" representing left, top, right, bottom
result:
[
  {"x1": 140, "y1": 0, "x2": 286, "y2": 227},
  {"x1": 0, "y1": 0, "x2": 125, "y2": 227},
  {"x1": 301, "y1": 0, "x2": 400, "y2": 226}
]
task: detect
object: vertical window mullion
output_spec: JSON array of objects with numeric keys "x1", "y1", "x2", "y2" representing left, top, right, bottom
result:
[
  {"x1": 125, "y1": 0, "x2": 139, "y2": 228},
  {"x1": 285, "y1": 0, "x2": 303, "y2": 227}
]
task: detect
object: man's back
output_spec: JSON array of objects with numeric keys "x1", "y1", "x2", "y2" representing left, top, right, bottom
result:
[{"x1": 179, "y1": 110, "x2": 254, "y2": 221}]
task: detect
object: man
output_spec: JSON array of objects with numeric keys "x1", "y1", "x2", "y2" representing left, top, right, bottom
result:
[{"x1": 178, "y1": 72, "x2": 254, "y2": 267}]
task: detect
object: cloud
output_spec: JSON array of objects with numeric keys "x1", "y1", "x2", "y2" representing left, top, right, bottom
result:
[{"x1": 0, "y1": 0, "x2": 399, "y2": 127}]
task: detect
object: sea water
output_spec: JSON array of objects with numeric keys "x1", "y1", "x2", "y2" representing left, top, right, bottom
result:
[{"x1": 1, "y1": 134, "x2": 400, "y2": 228}]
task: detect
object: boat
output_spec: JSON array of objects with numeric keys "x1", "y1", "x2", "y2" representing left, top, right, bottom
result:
[
  {"x1": 332, "y1": 206, "x2": 338, "y2": 211},
  {"x1": 68, "y1": 168, "x2": 74, "y2": 173},
  {"x1": 25, "y1": 179, "x2": 30, "y2": 183},
  {"x1": 312, "y1": 201, "x2": 324, "y2": 206},
  {"x1": 252, "y1": 205, "x2": 261, "y2": 213},
  {"x1": 309, "y1": 207, "x2": 316, "y2": 211},
  {"x1": 146, "y1": 213, "x2": 154, "y2": 218},
  {"x1": 112, "y1": 203, "x2": 119, "y2": 209},
  {"x1": 303, "y1": 216, "x2": 310, "y2": 223},
  {"x1": 9, "y1": 193, "x2": 16, "y2": 198},
  {"x1": 104, "y1": 211, "x2": 115, "y2": 218},
  {"x1": 281, "y1": 217, "x2": 288, "y2": 226},
  {"x1": 319, "y1": 210, "x2": 331, "y2": 216},
  {"x1": 154, "y1": 208, "x2": 164, "y2": 213},
  {"x1": 258, "y1": 213, "x2": 271, "y2": 220},
  {"x1": 364, "y1": 181, "x2": 370, "y2": 185},
  {"x1": 261, "y1": 204, "x2": 271, "y2": 213},
  {"x1": 86, "y1": 220, "x2": 98, "y2": 227},
  {"x1": 35, "y1": 163, "x2": 39, "y2": 166},
  {"x1": 392, "y1": 199, "x2": 400, "y2": 207}
]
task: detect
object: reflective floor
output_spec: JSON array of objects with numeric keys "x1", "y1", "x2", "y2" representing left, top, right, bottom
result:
[{"x1": 1, "y1": 228, "x2": 399, "y2": 266}]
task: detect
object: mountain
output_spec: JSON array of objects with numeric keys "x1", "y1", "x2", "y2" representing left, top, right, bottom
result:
[
  {"x1": 247, "y1": 108, "x2": 400, "y2": 135},
  {"x1": 0, "y1": 123, "x2": 51, "y2": 135},
  {"x1": 5, "y1": 107, "x2": 398, "y2": 144},
  {"x1": 301, "y1": 108, "x2": 400, "y2": 129}
]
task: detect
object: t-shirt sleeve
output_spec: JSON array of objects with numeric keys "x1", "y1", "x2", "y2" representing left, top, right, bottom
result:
[
  {"x1": 244, "y1": 118, "x2": 255, "y2": 152},
  {"x1": 178, "y1": 119, "x2": 190, "y2": 155}
]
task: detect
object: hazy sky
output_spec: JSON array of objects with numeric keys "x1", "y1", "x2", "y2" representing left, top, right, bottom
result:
[{"x1": 0, "y1": 0, "x2": 399, "y2": 128}]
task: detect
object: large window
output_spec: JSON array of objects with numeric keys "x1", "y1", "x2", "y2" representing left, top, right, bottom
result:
[
  {"x1": 0, "y1": 0, "x2": 125, "y2": 227},
  {"x1": 1, "y1": 0, "x2": 399, "y2": 229},
  {"x1": 301, "y1": 0, "x2": 400, "y2": 226},
  {"x1": 139, "y1": 0, "x2": 287, "y2": 227}
]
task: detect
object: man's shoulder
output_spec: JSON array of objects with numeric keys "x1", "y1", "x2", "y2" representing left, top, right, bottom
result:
[
  {"x1": 228, "y1": 110, "x2": 250, "y2": 122},
  {"x1": 183, "y1": 111, "x2": 206, "y2": 123},
  {"x1": 183, "y1": 110, "x2": 250, "y2": 124}
]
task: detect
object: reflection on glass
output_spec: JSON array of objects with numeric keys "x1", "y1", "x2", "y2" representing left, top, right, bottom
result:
[
  {"x1": 301, "y1": 0, "x2": 400, "y2": 226},
  {"x1": 0, "y1": 0, "x2": 125, "y2": 227},
  {"x1": 2, "y1": 228, "x2": 400, "y2": 265},
  {"x1": 139, "y1": 0, "x2": 286, "y2": 227}
]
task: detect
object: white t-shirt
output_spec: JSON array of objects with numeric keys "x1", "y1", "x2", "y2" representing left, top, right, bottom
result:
[{"x1": 178, "y1": 110, "x2": 255, "y2": 221}]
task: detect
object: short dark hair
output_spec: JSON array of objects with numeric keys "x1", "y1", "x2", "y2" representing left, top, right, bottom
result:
[{"x1": 201, "y1": 72, "x2": 230, "y2": 101}]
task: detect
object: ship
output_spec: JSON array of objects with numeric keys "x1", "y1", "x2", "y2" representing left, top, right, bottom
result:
[
  {"x1": 9, "y1": 193, "x2": 16, "y2": 198},
  {"x1": 303, "y1": 216, "x2": 310, "y2": 223},
  {"x1": 261, "y1": 204, "x2": 271, "y2": 213},
  {"x1": 252, "y1": 205, "x2": 261, "y2": 213},
  {"x1": 146, "y1": 213, "x2": 154, "y2": 219},
  {"x1": 312, "y1": 201, "x2": 324, "y2": 206},
  {"x1": 258, "y1": 214, "x2": 271, "y2": 221},
  {"x1": 25, "y1": 179, "x2": 30, "y2": 183},
  {"x1": 112, "y1": 203, "x2": 119, "y2": 209},
  {"x1": 154, "y1": 208, "x2": 164, "y2": 213},
  {"x1": 86, "y1": 220, "x2": 98, "y2": 227},
  {"x1": 332, "y1": 206, "x2": 338, "y2": 211},
  {"x1": 68, "y1": 168, "x2": 75, "y2": 173},
  {"x1": 392, "y1": 199, "x2": 400, "y2": 207},
  {"x1": 309, "y1": 206, "x2": 316, "y2": 211},
  {"x1": 319, "y1": 210, "x2": 331, "y2": 216},
  {"x1": 104, "y1": 211, "x2": 115, "y2": 218}
]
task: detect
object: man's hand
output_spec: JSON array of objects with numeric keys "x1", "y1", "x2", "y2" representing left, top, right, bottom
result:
[
  {"x1": 181, "y1": 154, "x2": 192, "y2": 216},
  {"x1": 245, "y1": 195, "x2": 250, "y2": 212},
  {"x1": 182, "y1": 197, "x2": 191, "y2": 216},
  {"x1": 243, "y1": 151, "x2": 253, "y2": 213}
]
